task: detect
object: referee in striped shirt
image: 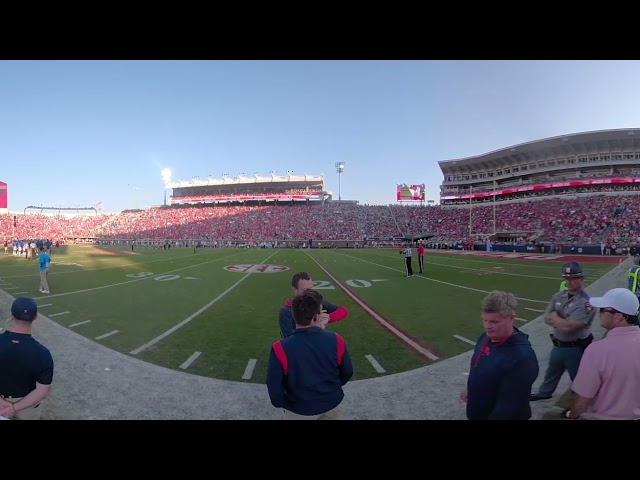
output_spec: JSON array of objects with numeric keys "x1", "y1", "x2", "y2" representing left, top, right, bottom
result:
[{"x1": 400, "y1": 243, "x2": 414, "y2": 277}]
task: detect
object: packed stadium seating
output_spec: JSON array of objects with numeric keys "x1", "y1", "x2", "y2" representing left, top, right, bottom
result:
[{"x1": 2, "y1": 190, "x2": 640, "y2": 249}]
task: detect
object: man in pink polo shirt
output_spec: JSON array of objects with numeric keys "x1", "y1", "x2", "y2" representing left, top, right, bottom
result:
[{"x1": 563, "y1": 288, "x2": 640, "y2": 420}]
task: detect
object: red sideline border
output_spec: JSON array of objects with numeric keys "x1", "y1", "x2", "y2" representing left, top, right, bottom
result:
[{"x1": 305, "y1": 252, "x2": 442, "y2": 362}]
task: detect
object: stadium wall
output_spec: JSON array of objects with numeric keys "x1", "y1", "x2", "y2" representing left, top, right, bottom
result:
[{"x1": 478, "y1": 244, "x2": 606, "y2": 255}]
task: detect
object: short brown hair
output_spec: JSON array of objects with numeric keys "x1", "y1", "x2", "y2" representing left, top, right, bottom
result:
[
  {"x1": 292, "y1": 289, "x2": 323, "y2": 326},
  {"x1": 291, "y1": 271, "x2": 311, "y2": 289}
]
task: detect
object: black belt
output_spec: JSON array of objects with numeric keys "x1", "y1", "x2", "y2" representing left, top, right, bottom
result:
[{"x1": 551, "y1": 334, "x2": 593, "y2": 348}]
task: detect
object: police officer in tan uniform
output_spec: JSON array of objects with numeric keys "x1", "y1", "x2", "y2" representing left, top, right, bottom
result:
[{"x1": 530, "y1": 261, "x2": 596, "y2": 401}]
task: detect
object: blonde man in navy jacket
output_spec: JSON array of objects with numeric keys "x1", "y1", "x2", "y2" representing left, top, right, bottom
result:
[{"x1": 461, "y1": 291, "x2": 539, "y2": 420}]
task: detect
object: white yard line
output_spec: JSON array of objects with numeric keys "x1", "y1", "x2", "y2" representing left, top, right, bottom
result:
[
  {"x1": 364, "y1": 249, "x2": 614, "y2": 272},
  {"x1": 360, "y1": 251, "x2": 564, "y2": 280},
  {"x1": 453, "y1": 334, "x2": 477, "y2": 346},
  {"x1": 241, "y1": 359, "x2": 258, "y2": 379},
  {"x1": 526, "y1": 307, "x2": 545, "y2": 313},
  {"x1": 0, "y1": 251, "x2": 233, "y2": 279},
  {"x1": 68, "y1": 320, "x2": 92, "y2": 327},
  {"x1": 365, "y1": 354, "x2": 386, "y2": 373},
  {"x1": 33, "y1": 251, "x2": 247, "y2": 300},
  {"x1": 130, "y1": 250, "x2": 280, "y2": 355},
  {"x1": 49, "y1": 311, "x2": 70, "y2": 317},
  {"x1": 95, "y1": 330, "x2": 119, "y2": 340},
  {"x1": 179, "y1": 352, "x2": 202, "y2": 370},
  {"x1": 335, "y1": 251, "x2": 550, "y2": 304}
]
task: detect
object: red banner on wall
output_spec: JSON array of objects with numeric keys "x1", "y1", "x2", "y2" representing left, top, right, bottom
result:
[
  {"x1": 171, "y1": 193, "x2": 322, "y2": 204},
  {"x1": 440, "y1": 178, "x2": 640, "y2": 200}
]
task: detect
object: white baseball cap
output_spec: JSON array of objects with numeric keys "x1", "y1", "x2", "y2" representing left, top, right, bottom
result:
[{"x1": 588, "y1": 288, "x2": 640, "y2": 316}]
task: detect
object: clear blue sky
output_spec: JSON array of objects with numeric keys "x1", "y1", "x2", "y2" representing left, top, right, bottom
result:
[{"x1": 2, "y1": 60, "x2": 640, "y2": 213}]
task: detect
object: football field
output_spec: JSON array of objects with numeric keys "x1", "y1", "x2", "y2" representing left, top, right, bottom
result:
[{"x1": 0, "y1": 245, "x2": 616, "y2": 383}]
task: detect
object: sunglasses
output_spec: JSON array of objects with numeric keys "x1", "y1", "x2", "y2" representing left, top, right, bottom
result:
[{"x1": 599, "y1": 307, "x2": 619, "y2": 314}]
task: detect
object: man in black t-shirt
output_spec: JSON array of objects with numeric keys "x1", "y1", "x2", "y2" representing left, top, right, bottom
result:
[{"x1": 0, "y1": 297, "x2": 54, "y2": 420}]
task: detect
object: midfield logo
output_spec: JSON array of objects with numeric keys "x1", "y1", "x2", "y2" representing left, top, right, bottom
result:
[{"x1": 224, "y1": 264, "x2": 290, "y2": 273}]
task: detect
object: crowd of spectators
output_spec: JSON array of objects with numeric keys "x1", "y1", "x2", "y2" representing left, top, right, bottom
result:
[{"x1": 2, "y1": 192, "x2": 640, "y2": 249}]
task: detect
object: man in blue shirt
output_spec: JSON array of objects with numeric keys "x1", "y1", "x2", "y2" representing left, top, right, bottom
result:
[{"x1": 38, "y1": 246, "x2": 51, "y2": 294}]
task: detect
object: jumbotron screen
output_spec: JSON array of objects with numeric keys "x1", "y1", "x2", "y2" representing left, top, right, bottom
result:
[{"x1": 396, "y1": 183, "x2": 425, "y2": 202}]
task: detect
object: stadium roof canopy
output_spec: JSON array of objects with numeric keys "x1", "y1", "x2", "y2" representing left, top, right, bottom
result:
[
  {"x1": 166, "y1": 174, "x2": 323, "y2": 189},
  {"x1": 438, "y1": 128, "x2": 640, "y2": 175}
]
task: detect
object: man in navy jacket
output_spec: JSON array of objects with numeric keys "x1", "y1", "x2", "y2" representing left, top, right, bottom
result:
[
  {"x1": 461, "y1": 290, "x2": 539, "y2": 420},
  {"x1": 279, "y1": 272, "x2": 349, "y2": 339},
  {"x1": 267, "y1": 289, "x2": 354, "y2": 420}
]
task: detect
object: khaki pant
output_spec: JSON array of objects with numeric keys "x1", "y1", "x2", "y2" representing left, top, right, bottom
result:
[
  {"x1": 0, "y1": 396, "x2": 44, "y2": 420},
  {"x1": 282, "y1": 404, "x2": 344, "y2": 420},
  {"x1": 39, "y1": 269, "x2": 49, "y2": 292}
]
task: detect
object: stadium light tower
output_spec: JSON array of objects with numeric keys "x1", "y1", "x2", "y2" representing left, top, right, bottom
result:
[
  {"x1": 335, "y1": 162, "x2": 345, "y2": 201},
  {"x1": 161, "y1": 168, "x2": 172, "y2": 206}
]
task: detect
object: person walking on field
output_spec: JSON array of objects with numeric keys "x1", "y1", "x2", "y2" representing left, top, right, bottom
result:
[{"x1": 38, "y1": 246, "x2": 51, "y2": 294}]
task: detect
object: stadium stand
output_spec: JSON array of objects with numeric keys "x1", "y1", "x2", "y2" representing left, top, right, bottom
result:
[{"x1": 4, "y1": 129, "x2": 640, "y2": 253}]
